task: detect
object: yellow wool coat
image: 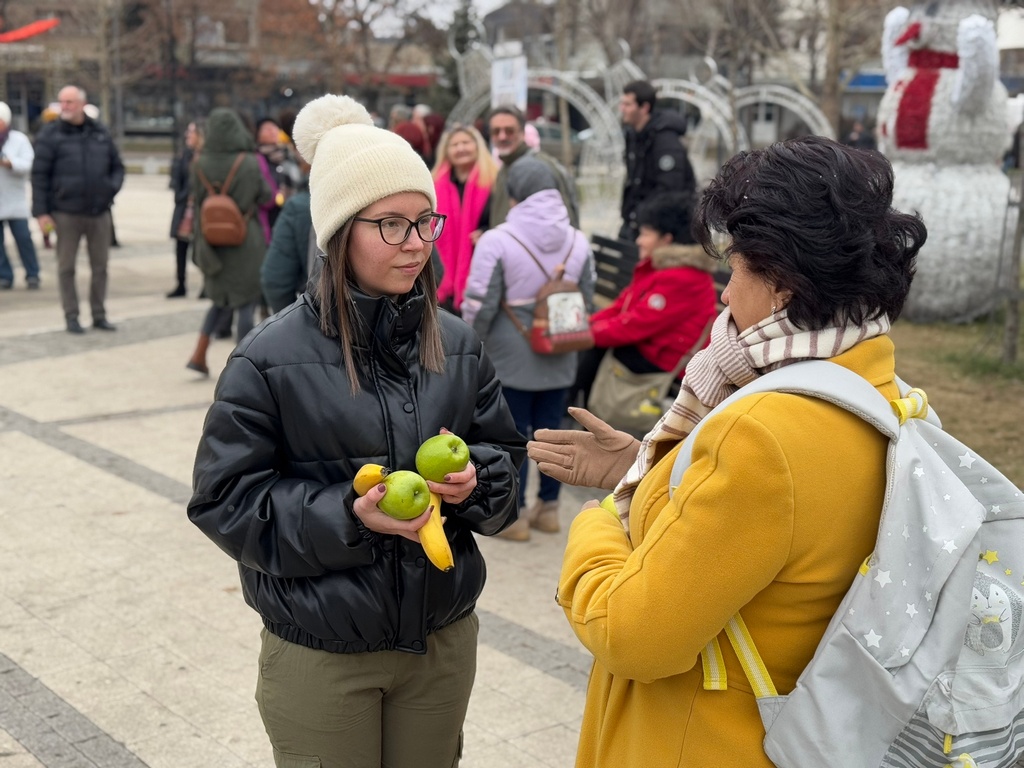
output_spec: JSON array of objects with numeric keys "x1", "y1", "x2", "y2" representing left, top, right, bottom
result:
[{"x1": 558, "y1": 336, "x2": 900, "y2": 767}]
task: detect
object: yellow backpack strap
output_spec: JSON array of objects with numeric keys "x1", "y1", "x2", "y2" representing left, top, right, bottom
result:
[
  {"x1": 724, "y1": 613, "x2": 779, "y2": 698},
  {"x1": 698, "y1": 613, "x2": 779, "y2": 698},
  {"x1": 701, "y1": 637, "x2": 728, "y2": 690}
]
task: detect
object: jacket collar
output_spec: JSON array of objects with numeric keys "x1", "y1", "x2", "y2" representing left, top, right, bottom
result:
[
  {"x1": 650, "y1": 243, "x2": 719, "y2": 272},
  {"x1": 349, "y1": 282, "x2": 426, "y2": 350},
  {"x1": 501, "y1": 142, "x2": 531, "y2": 166}
]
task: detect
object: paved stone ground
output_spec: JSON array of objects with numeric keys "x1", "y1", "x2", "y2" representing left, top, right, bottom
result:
[{"x1": 0, "y1": 174, "x2": 619, "y2": 767}]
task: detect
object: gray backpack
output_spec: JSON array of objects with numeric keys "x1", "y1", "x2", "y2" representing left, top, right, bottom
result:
[{"x1": 669, "y1": 360, "x2": 1024, "y2": 768}]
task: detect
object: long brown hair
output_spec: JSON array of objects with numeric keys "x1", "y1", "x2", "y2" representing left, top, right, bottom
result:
[{"x1": 314, "y1": 221, "x2": 446, "y2": 395}]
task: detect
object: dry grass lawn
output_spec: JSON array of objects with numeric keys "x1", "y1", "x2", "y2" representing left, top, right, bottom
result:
[{"x1": 889, "y1": 317, "x2": 1024, "y2": 487}]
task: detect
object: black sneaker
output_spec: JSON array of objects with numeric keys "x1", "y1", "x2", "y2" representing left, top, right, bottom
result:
[
  {"x1": 26, "y1": 277, "x2": 40, "y2": 289},
  {"x1": 166, "y1": 286, "x2": 186, "y2": 298},
  {"x1": 66, "y1": 319, "x2": 85, "y2": 334},
  {"x1": 92, "y1": 319, "x2": 117, "y2": 331},
  {"x1": 0, "y1": 280, "x2": 11, "y2": 290}
]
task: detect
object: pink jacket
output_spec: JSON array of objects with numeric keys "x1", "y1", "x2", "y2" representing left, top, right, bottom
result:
[{"x1": 433, "y1": 164, "x2": 491, "y2": 310}]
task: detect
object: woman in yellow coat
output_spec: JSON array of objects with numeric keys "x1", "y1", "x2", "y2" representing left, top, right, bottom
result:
[{"x1": 529, "y1": 136, "x2": 928, "y2": 767}]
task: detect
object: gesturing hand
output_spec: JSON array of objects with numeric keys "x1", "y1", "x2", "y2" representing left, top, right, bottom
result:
[{"x1": 527, "y1": 407, "x2": 641, "y2": 491}]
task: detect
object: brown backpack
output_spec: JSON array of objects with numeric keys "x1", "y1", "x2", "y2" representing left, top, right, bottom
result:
[
  {"x1": 500, "y1": 229, "x2": 593, "y2": 355},
  {"x1": 195, "y1": 153, "x2": 249, "y2": 247}
]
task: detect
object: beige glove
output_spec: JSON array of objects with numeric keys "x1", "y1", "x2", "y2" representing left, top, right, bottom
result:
[{"x1": 527, "y1": 407, "x2": 641, "y2": 491}]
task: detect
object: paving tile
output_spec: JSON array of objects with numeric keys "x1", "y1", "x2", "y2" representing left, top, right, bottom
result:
[
  {"x1": 0, "y1": 336, "x2": 224, "y2": 423},
  {"x1": 0, "y1": 727, "x2": 46, "y2": 768},
  {"x1": 128, "y1": 718, "x2": 256, "y2": 768},
  {"x1": 42, "y1": 663, "x2": 140, "y2": 715},
  {"x1": 14, "y1": 691, "x2": 103, "y2": 744},
  {"x1": 509, "y1": 723, "x2": 581, "y2": 768},
  {"x1": 191, "y1": 702, "x2": 273, "y2": 767},
  {"x1": 61, "y1": 408, "x2": 210, "y2": 490},
  {"x1": 76, "y1": 691, "x2": 183, "y2": 746},
  {"x1": 74, "y1": 735, "x2": 148, "y2": 768}
]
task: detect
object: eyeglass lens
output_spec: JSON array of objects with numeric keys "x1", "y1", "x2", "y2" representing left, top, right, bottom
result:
[{"x1": 379, "y1": 215, "x2": 444, "y2": 245}]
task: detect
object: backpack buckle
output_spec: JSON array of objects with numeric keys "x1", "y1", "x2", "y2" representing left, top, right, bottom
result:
[{"x1": 890, "y1": 388, "x2": 929, "y2": 425}]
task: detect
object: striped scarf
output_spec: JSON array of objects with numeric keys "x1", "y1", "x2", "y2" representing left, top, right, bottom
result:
[{"x1": 612, "y1": 307, "x2": 891, "y2": 529}]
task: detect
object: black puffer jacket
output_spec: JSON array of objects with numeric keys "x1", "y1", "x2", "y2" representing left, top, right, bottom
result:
[
  {"x1": 620, "y1": 110, "x2": 696, "y2": 241},
  {"x1": 188, "y1": 286, "x2": 526, "y2": 654},
  {"x1": 31, "y1": 117, "x2": 125, "y2": 217}
]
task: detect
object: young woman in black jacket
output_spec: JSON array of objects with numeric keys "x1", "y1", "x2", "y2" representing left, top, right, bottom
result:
[{"x1": 187, "y1": 94, "x2": 526, "y2": 768}]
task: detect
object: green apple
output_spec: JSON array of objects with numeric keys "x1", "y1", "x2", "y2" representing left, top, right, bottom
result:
[
  {"x1": 416, "y1": 433, "x2": 471, "y2": 483},
  {"x1": 379, "y1": 470, "x2": 431, "y2": 520}
]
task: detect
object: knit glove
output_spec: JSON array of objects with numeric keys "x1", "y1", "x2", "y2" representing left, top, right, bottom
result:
[{"x1": 527, "y1": 407, "x2": 640, "y2": 491}]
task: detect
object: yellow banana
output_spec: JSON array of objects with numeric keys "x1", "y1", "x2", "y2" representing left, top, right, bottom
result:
[
  {"x1": 419, "y1": 491, "x2": 455, "y2": 572},
  {"x1": 599, "y1": 493, "x2": 619, "y2": 518},
  {"x1": 353, "y1": 463, "x2": 387, "y2": 496}
]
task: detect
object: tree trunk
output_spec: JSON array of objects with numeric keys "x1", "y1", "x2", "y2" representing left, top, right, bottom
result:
[{"x1": 821, "y1": 0, "x2": 843, "y2": 135}]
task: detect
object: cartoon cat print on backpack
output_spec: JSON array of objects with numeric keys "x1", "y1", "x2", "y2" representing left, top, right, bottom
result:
[{"x1": 966, "y1": 571, "x2": 1021, "y2": 658}]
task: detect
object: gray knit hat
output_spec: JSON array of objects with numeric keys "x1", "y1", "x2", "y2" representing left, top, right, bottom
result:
[
  {"x1": 292, "y1": 94, "x2": 436, "y2": 251},
  {"x1": 506, "y1": 156, "x2": 558, "y2": 202}
]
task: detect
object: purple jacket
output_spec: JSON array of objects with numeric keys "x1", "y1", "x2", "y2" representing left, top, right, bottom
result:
[{"x1": 462, "y1": 189, "x2": 595, "y2": 391}]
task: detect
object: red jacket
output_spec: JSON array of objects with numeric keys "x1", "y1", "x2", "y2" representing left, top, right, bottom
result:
[{"x1": 590, "y1": 243, "x2": 718, "y2": 374}]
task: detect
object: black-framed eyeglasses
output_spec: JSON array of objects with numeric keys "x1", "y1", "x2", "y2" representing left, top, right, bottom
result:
[{"x1": 353, "y1": 213, "x2": 447, "y2": 246}]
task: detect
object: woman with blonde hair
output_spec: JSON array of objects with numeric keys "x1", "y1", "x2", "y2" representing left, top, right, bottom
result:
[{"x1": 432, "y1": 124, "x2": 496, "y2": 314}]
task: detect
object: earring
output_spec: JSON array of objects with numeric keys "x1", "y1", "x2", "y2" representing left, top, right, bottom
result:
[{"x1": 770, "y1": 304, "x2": 777, "y2": 316}]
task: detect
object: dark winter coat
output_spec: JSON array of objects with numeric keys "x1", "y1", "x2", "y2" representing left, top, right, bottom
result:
[
  {"x1": 192, "y1": 108, "x2": 272, "y2": 308},
  {"x1": 31, "y1": 117, "x2": 125, "y2": 217},
  {"x1": 260, "y1": 188, "x2": 311, "y2": 314},
  {"x1": 188, "y1": 285, "x2": 527, "y2": 655},
  {"x1": 169, "y1": 146, "x2": 194, "y2": 240},
  {"x1": 620, "y1": 111, "x2": 696, "y2": 240}
]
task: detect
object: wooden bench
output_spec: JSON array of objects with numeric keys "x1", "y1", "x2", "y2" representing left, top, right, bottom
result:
[{"x1": 591, "y1": 234, "x2": 639, "y2": 306}]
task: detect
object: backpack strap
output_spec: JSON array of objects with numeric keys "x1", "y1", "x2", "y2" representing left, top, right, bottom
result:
[
  {"x1": 666, "y1": 360, "x2": 931, "y2": 699},
  {"x1": 194, "y1": 153, "x2": 251, "y2": 218},
  {"x1": 499, "y1": 227, "x2": 578, "y2": 337},
  {"x1": 194, "y1": 164, "x2": 217, "y2": 197},
  {"x1": 221, "y1": 153, "x2": 246, "y2": 196}
]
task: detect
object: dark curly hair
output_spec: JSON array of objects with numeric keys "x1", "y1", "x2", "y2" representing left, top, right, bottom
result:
[
  {"x1": 636, "y1": 192, "x2": 696, "y2": 244},
  {"x1": 694, "y1": 135, "x2": 927, "y2": 330}
]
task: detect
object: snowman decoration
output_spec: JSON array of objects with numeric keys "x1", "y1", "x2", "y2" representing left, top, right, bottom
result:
[{"x1": 877, "y1": 0, "x2": 1011, "y2": 322}]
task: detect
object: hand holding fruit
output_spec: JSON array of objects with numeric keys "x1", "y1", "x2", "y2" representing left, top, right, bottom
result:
[
  {"x1": 352, "y1": 476, "x2": 432, "y2": 544},
  {"x1": 416, "y1": 429, "x2": 476, "y2": 504},
  {"x1": 351, "y1": 438, "x2": 466, "y2": 573}
]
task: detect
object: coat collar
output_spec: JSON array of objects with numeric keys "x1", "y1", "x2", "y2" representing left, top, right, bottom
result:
[
  {"x1": 349, "y1": 282, "x2": 426, "y2": 350},
  {"x1": 650, "y1": 243, "x2": 719, "y2": 272}
]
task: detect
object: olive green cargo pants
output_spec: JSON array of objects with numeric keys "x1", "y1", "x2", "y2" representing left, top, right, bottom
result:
[{"x1": 255, "y1": 613, "x2": 478, "y2": 768}]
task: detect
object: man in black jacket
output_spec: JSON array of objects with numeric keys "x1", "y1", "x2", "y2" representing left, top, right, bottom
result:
[
  {"x1": 619, "y1": 80, "x2": 696, "y2": 242},
  {"x1": 32, "y1": 85, "x2": 125, "y2": 334}
]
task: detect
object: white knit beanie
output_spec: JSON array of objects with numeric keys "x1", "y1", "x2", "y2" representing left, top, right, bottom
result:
[
  {"x1": 292, "y1": 94, "x2": 436, "y2": 251},
  {"x1": 0, "y1": 102, "x2": 11, "y2": 126}
]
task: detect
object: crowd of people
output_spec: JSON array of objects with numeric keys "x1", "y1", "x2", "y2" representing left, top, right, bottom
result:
[{"x1": 2, "y1": 80, "x2": 953, "y2": 768}]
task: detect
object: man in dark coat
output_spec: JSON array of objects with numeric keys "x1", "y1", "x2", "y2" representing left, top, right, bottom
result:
[
  {"x1": 32, "y1": 85, "x2": 125, "y2": 334},
  {"x1": 618, "y1": 80, "x2": 696, "y2": 242}
]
